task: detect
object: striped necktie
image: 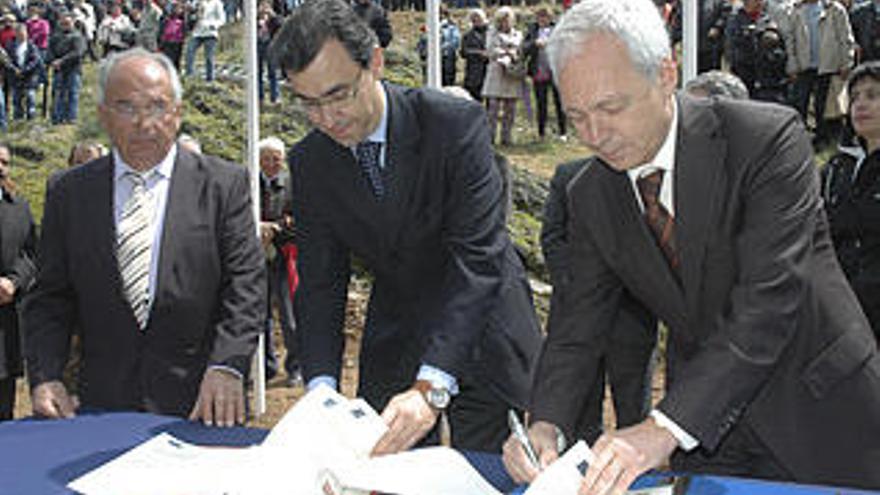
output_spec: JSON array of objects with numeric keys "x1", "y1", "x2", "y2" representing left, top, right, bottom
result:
[
  {"x1": 117, "y1": 171, "x2": 153, "y2": 330},
  {"x1": 637, "y1": 169, "x2": 680, "y2": 273},
  {"x1": 355, "y1": 141, "x2": 384, "y2": 198}
]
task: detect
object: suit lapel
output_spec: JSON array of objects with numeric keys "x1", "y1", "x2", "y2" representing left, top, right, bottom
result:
[
  {"x1": 674, "y1": 95, "x2": 725, "y2": 321},
  {"x1": 601, "y1": 168, "x2": 687, "y2": 325},
  {"x1": 383, "y1": 83, "x2": 422, "y2": 247},
  {"x1": 85, "y1": 156, "x2": 125, "y2": 298},
  {"x1": 153, "y1": 150, "x2": 201, "y2": 320}
]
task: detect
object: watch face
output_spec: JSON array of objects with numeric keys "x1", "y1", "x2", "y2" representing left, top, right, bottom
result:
[{"x1": 428, "y1": 387, "x2": 451, "y2": 410}]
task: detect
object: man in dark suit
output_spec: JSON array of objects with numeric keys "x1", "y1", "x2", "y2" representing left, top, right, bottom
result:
[
  {"x1": 504, "y1": 0, "x2": 880, "y2": 492},
  {"x1": 24, "y1": 48, "x2": 265, "y2": 426},
  {"x1": 0, "y1": 143, "x2": 37, "y2": 421},
  {"x1": 541, "y1": 158, "x2": 656, "y2": 445},
  {"x1": 269, "y1": 0, "x2": 542, "y2": 454}
]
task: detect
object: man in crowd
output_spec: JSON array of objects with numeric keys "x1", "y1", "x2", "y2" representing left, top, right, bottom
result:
[
  {"x1": 0, "y1": 143, "x2": 37, "y2": 421},
  {"x1": 503, "y1": 0, "x2": 880, "y2": 492},
  {"x1": 785, "y1": 0, "x2": 854, "y2": 144},
  {"x1": 258, "y1": 135, "x2": 300, "y2": 387},
  {"x1": 850, "y1": 0, "x2": 880, "y2": 63},
  {"x1": 185, "y1": 0, "x2": 225, "y2": 81},
  {"x1": 269, "y1": 0, "x2": 541, "y2": 455},
  {"x1": 47, "y1": 10, "x2": 85, "y2": 124},
  {"x1": 352, "y1": 0, "x2": 392, "y2": 49},
  {"x1": 24, "y1": 48, "x2": 265, "y2": 426}
]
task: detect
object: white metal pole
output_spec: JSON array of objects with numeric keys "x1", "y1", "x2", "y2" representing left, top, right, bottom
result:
[
  {"x1": 425, "y1": 0, "x2": 440, "y2": 88},
  {"x1": 681, "y1": 0, "x2": 698, "y2": 86},
  {"x1": 244, "y1": 0, "x2": 266, "y2": 418}
]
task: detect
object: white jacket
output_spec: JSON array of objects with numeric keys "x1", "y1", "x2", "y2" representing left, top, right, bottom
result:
[
  {"x1": 192, "y1": 0, "x2": 226, "y2": 39},
  {"x1": 785, "y1": 0, "x2": 855, "y2": 75}
]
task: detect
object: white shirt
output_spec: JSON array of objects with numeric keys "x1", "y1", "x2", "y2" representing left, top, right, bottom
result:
[{"x1": 112, "y1": 144, "x2": 177, "y2": 314}]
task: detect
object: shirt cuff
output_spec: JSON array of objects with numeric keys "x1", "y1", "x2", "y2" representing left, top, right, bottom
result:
[
  {"x1": 416, "y1": 364, "x2": 459, "y2": 395},
  {"x1": 207, "y1": 364, "x2": 243, "y2": 380},
  {"x1": 307, "y1": 374, "x2": 338, "y2": 392},
  {"x1": 650, "y1": 409, "x2": 699, "y2": 451}
]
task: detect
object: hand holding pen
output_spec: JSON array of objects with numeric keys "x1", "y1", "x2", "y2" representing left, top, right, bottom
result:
[{"x1": 501, "y1": 413, "x2": 563, "y2": 484}]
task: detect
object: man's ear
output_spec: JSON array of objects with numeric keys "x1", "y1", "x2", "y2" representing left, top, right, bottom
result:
[
  {"x1": 369, "y1": 45, "x2": 384, "y2": 78},
  {"x1": 659, "y1": 56, "x2": 678, "y2": 95}
]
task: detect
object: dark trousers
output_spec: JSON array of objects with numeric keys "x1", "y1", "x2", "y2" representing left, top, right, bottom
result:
[
  {"x1": 572, "y1": 298, "x2": 656, "y2": 444},
  {"x1": 533, "y1": 79, "x2": 566, "y2": 138},
  {"x1": 264, "y1": 255, "x2": 298, "y2": 377},
  {"x1": 417, "y1": 377, "x2": 512, "y2": 453},
  {"x1": 160, "y1": 41, "x2": 184, "y2": 71},
  {"x1": 0, "y1": 376, "x2": 15, "y2": 421},
  {"x1": 792, "y1": 69, "x2": 832, "y2": 140}
]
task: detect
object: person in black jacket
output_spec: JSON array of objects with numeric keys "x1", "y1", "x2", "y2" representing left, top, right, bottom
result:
[
  {"x1": 822, "y1": 61, "x2": 880, "y2": 340},
  {"x1": 46, "y1": 11, "x2": 85, "y2": 124},
  {"x1": 5, "y1": 24, "x2": 43, "y2": 121},
  {"x1": 522, "y1": 6, "x2": 566, "y2": 140},
  {"x1": 0, "y1": 143, "x2": 38, "y2": 420},
  {"x1": 352, "y1": 0, "x2": 392, "y2": 48},
  {"x1": 850, "y1": 0, "x2": 880, "y2": 63},
  {"x1": 460, "y1": 8, "x2": 488, "y2": 102}
]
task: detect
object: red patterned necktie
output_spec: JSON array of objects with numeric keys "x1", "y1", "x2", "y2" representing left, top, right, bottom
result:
[{"x1": 636, "y1": 169, "x2": 679, "y2": 272}]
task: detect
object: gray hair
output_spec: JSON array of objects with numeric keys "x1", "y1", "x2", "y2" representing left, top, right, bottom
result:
[
  {"x1": 685, "y1": 70, "x2": 750, "y2": 100},
  {"x1": 469, "y1": 8, "x2": 487, "y2": 25},
  {"x1": 547, "y1": 0, "x2": 670, "y2": 83},
  {"x1": 97, "y1": 47, "x2": 183, "y2": 104},
  {"x1": 494, "y1": 6, "x2": 516, "y2": 26},
  {"x1": 258, "y1": 136, "x2": 287, "y2": 155}
]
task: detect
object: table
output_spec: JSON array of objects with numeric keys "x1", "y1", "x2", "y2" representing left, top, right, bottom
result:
[{"x1": 0, "y1": 412, "x2": 876, "y2": 495}]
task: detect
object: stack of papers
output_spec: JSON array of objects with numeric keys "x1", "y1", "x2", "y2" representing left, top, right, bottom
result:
[{"x1": 68, "y1": 385, "x2": 671, "y2": 495}]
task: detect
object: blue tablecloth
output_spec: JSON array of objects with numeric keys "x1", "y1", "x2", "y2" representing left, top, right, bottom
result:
[{"x1": 0, "y1": 412, "x2": 876, "y2": 495}]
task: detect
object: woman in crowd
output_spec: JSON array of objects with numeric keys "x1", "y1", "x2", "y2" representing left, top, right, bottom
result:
[
  {"x1": 481, "y1": 6, "x2": 522, "y2": 146},
  {"x1": 823, "y1": 61, "x2": 880, "y2": 340},
  {"x1": 522, "y1": 5, "x2": 565, "y2": 141},
  {"x1": 460, "y1": 8, "x2": 489, "y2": 102}
]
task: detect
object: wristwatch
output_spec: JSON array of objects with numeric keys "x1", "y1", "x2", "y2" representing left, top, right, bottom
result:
[
  {"x1": 413, "y1": 379, "x2": 451, "y2": 411},
  {"x1": 413, "y1": 380, "x2": 453, "y2": 447}
]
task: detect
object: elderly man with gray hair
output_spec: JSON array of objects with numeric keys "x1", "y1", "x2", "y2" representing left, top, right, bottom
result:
[
  {"x1": 503, "y1": 0, "x2": 880, "y2": 492},
  {"x1": 24, "y1": 48, "x2": 265, "y2": 426},
  {"x1": 257, "y1": 135, "x2": 300, "y2": 387}
]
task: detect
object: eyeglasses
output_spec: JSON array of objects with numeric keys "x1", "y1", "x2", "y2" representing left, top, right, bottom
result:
[
  {"x1": 293, "y1": 70, "x2": 364, "y2": 114},
  {"x1": 108, "y1": 99, "x2": 174, "y2": 121}
]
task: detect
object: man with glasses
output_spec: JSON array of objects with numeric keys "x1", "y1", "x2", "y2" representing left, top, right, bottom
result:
[
  {"x1": 23, "y1": 48, "x2": 265, "y2": 426},
  {"x1": 269, "y1": 0, "x2": 542, "y2": 455}
]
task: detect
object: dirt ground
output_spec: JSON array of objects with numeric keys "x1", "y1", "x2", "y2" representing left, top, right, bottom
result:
[{"x1": 13, "y1": 281, "x2": 666, "y2": 436}]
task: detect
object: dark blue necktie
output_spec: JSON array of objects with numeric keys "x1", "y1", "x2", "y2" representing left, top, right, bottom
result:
[{"x1": 355, "y1": 141, "x2": 384, "y2": 199}]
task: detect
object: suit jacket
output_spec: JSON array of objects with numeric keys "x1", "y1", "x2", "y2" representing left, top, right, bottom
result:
[
  {"x1": 0, "y1": 191, "x2": 37, "y2": 380},
  {"x1": 531, "y1": 95, "x2": 880, "y2": 489},
  {"x1": 289, "y1": 83, "x2": 542, "y2": 410},
  {"x1": 24, "y1": 150, "x2": 266, "y2": 417}
]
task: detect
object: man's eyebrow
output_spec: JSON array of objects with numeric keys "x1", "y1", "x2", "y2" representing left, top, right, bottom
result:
[{"x1": 294, "y1": 83, "x2": 349, "y2": 101}]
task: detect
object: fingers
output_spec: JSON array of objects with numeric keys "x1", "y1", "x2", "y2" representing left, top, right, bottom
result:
[
  {"x1": 370, "y1": 391, "x2": 437, "y2": 456},
  {"x1": 32, "y1": 381, "x2": 77, "y2": 419},
  {"x1": 502, "y1": 435, "x2": 541, "y2": 484},
  {"x1": 189, "y1": 369, "x2": 243, "y2": 427}
]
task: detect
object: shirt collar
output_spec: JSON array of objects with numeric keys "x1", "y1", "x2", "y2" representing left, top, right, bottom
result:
[
  {"x1": 362, "y1": 83, "x2": 388, "y2": 145},
  {"x1": 628, "y1": 97, "x2": 678, "y2": 184},
  {"x1": 113, "y1": 144, "x2": 177, "y2": 182}
]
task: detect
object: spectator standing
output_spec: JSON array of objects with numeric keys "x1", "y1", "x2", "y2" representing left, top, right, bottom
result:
[
  {"x1": 97, "y1": 3, "x2": 135, "y2": 55},
  {"x1": 256, "y1": 0, "x2": 280, "y2": 103},
  {"x1": 0, "y1": 14, "x2": 17, "y2": 49},
  {"x1": 158, "y1": 1, "x2": 186, "y2": 69},
  {"x1": 438, "y1": 4, "x2": 459, "y2": 86},
  {"x1": 850, "y1": 0, "x2": 880, "y2": 62},
  {"x1": 257, "y1": 136, "x2": 300, "y2": 386},
  {"x1": 0, "y1": 143, "x2": 37, "y2": 421},
  {"x1": 523, "y1": 5, "x2": 566, "y2": 141},
  {"x1": 822, "y1": 61, "x2": 880, "y2": 339},
  {"x1": 482, "y1": 6, "x2": 523, "y2": 146},
  {"x1": 137, "y1": 0, "x2": 163, "y2": 51},
  {"x1": 669, "y1": 0, "x2": 730, "y2": 72},
  {"x1": 70, "y1": 0, "x2": 97, "y2": 60},
  {"x1": 25, "y1": 5, "x2": 50, "y2": 55},
  {"x1": 460, "y1": 8, "x2": 488, "y2": 102},
  {"x1": 726, "y1": 0, "x2": 789, "y2": 103},
  {"x1": 185, "y1": 0, "x2": 225, "y2": 81},
  {"x1": 5, "y1": 24, "x2": 42, "y2": 120},
  {"x1": 47, "y1": 11, "x2": 85, "y2": 124},
  {"x1": 352, "y1": 0, "x2": 392, "y2": 48},
  {"x1": 786, "y1": 0, "x2": 855, "y2": 145}
]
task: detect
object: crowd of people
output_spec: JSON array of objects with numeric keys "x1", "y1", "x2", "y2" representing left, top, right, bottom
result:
[{"x1": 0, "y1": 0, "x2": 878, "y2": 492}]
